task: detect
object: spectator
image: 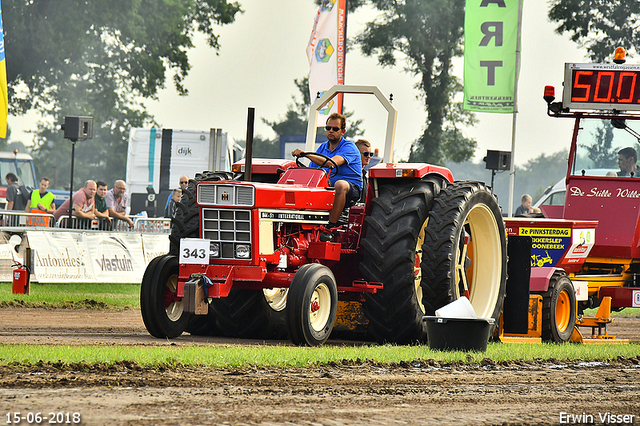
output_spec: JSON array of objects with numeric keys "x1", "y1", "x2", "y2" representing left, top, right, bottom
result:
[
  {"x1": 94, "y1": 180, "x2": 110, "y2": 220},
  {"x1": 28, "y1": 177, "x2": 56, "y2": 214},
  {"x1": 515, "y1": 194, "x2": 533, "y2": 216},
  {"x1": 355, "y1": 139, "x2": 373, "y2": 203},
  {"x1": 617, "y1": 147, "x2": 638, "y2": 177},
  {"x1": 105, "y1": 179, "x2": 134, "y2": 227},
  {"x1": 164, "y1": 188, "x2": 182, "y2": 218},
  {"x1": 5, "y1": 172, "x2": 27, "y2": 211},
  {"x1": 164, "y1": 175, "x2": 189, "y2": 212},
  {"x1": 53, "y1": 180, "x2": 97, "y2": 224}
]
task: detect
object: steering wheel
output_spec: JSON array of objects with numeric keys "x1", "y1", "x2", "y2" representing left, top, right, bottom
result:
[{"x1": 296, "y1": 152, "x2": 339, "y2": 180}]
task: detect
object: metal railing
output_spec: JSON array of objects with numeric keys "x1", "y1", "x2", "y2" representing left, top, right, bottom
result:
[
  {"x1": 0, "y1": 211, "x2": 56, "y2": 228},
  {"x1": 0, "y1": 210, "x2": 171, "y2": 234}
]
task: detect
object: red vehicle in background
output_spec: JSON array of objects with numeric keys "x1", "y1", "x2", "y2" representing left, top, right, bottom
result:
[{"x1": 503, "y1": 47, "x2": 640, "y2": 343}]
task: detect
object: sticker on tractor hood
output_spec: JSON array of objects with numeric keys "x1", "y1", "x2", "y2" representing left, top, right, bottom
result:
[{"x1": 260, "y1": 211, "x2": 328, "y2": 221}]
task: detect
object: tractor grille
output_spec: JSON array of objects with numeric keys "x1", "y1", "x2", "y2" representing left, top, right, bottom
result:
[
  {"x1": 198, "y1": 184, "x2": 255, "y2": 207},
  {"x1": 202, "y1": 208, "x2": 252, "y2": 260}
]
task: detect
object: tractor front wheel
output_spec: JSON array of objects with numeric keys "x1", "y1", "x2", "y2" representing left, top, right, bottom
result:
[
  {"x1": 286, "y1": 264, "x2": 338, "y2": 346},
  {"x1": 540, "y1": 271, "x2": 576, "y2": 343},
  {"x1": 140, "y1": 254, "x2": 189, "y2": 338}
]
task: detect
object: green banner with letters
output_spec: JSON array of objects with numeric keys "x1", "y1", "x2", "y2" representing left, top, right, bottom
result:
[{"x1": 463, "y1": 0, "x2": 520, "y2": 113}]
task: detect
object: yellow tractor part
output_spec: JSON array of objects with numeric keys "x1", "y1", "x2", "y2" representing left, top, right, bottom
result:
[{"x1": 499, "y1": 295, "x2": 543, "y2": 344}]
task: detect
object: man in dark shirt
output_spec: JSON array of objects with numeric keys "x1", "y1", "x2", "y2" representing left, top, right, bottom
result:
[
  {"x1": 617, "y1": 147, "x2": 638, "y2": 177},
  {"x1": 5, "y1": 172, "x2": 27, "y2": 211}
]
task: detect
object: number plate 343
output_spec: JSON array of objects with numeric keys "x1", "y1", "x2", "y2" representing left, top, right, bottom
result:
[{"x1": 179, "y1": 238, "x2": 210, "y2": 264}]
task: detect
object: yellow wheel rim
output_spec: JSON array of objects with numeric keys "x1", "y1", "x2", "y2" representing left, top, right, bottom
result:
[
  {"x1": 415, "y1": 219, "x2": 428, "y2": 314},
  {"x1": 556, "y1": 290, "x2": 572, "y2": 332},
  {"x1": 460, "y1": 203, "x2": 502, "y2": 319},
  {"x1": 264, "y1": 288, "x2": 288, "y2": 312},
  {"x1": 310, "y1": 283, "x2": 332, "y2": 332},
  {"x1": 165, "y1": 274, "x2": 184, "y2": 322}
]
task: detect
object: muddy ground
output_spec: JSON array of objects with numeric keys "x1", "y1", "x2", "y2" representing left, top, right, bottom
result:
[{"x1": 1, "y1": 308, "x2": 640, "y2": 426}]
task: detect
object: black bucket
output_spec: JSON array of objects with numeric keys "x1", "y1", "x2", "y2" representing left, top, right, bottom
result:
[{"x1": 423, "y1": 316, "x2": 495, "y2": 352}]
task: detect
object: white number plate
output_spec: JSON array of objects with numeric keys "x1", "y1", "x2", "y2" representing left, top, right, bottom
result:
[{"x1": 179, "y1": 238, "x2": 210, "y2": 264}]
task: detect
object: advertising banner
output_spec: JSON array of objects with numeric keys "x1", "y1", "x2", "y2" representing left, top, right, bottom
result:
[
  {"x1": 307, "y1": 0, "x2": 346, "y2": 125},
  {"x1": 463, "y1": 0, "x2": 520, "y2": 113},
  {"x1": 84, "y1": 233, "x2": 146, "y2": 283},
  {"x1": 141, "y1": 234, "x2": 170, "y2": 263},
  {"x1": 27, "y1": 231, "x2": 95, "y2": 283},
  {"x1": 9, "y1": 230, "x2": 169, "y2": 284},
  {"x1": 0, "y1": 239, "x2": 19, "y2": 282}
]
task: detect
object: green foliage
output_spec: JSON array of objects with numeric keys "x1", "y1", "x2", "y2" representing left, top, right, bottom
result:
[
  {"x1": 549, "y1": 0, "x2": 640, "y2": 61},
  {"x1": 446, "y1": 149, "x2": 569, "y2": 211},
  {"x1": 4, "y1": 0, "x2": 242, "y2": 188},
  {"x1": 581, "y1": 120, "x2": 617, "y2": 169},
  {"x1": 356, "y1": 0, "x2": 474, "y2": 165}
]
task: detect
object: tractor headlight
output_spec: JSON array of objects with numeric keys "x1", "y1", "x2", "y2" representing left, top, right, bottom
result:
[
  {"x1": 209, "y1": 242, "x2": 220, "y2": 258},
  {"x1": 235, "y1": 244, "x2": 251, "y2": 259}
]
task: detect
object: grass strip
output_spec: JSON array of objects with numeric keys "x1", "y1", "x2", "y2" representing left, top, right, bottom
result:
[
  {"x1": 0, "y1": 342, "x2": 638, "y2": 369},
  {"x1": 0, "y1": 283, "x2": 140, "y2": 310}
]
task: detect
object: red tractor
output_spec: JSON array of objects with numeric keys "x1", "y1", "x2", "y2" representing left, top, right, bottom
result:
[
  {"x1": 502, "y1": 48, "x2": 640, "y2": 344},
  {"x1": 140, "y1": 86, "x2": 508, "y2": 346}
]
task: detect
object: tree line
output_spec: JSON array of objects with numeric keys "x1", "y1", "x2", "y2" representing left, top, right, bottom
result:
[{"x1": 1, "y1": 0, "x2": 636, "y2": 188}]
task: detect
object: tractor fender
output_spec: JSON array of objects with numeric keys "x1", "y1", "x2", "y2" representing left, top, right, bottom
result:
[{"x1": 530, "y1": 267, "x2": 567, "y2": 292}]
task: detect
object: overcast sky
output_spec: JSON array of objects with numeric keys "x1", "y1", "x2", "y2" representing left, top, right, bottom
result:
[{"x1": 10, "y1": 0, "x2": 590, "y2": 166}]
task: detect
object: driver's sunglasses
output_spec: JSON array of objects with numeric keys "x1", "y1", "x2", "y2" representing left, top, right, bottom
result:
[
  {"x1": 361, "y1": 152, "x2": 374, "y2": 157},
  {"x1": 325, "y1": 125, "x2": 342, "y2": 132}
]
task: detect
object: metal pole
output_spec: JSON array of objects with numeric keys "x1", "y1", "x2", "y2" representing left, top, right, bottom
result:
[
  {"x1": 68, "y1": 139, "x2": 76, "y2": 228},
  {"x1": 245, "y1": 107, "x2": 255, "y2": 182},
  {"x1": 507, "y1": 0, "x2": 525, "y2": 217}
]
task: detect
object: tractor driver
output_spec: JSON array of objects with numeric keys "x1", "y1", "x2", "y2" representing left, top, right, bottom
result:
[{"x1": 291, "y1": 113, "x2": 362, "y2": 242}]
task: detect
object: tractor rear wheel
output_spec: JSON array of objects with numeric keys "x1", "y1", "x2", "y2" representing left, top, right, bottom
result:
[
  {"x1": 420, "y1": 182, "x2": 507, "y2": 336},
  {"x1": 140, "y1": 254, "x2": 188, "y2": 338},
  {"x1": 359, "y1": 178, "x2": 445, "y2": 343},
  {"x1": 210, "y1": 289, "x2": 288, "y2": 339},
  {"x1": 286, "y1": 263, "x2": 338, "y2": 346},
  {"x1": 540, "y1": 271, "x2": 576, "y2": 343},
  {"x1": 168, "y1": 173, "x2": 230, "y2": 336}
]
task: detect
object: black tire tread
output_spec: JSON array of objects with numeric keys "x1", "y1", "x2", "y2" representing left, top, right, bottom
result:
[
  {"x1": 359, "y1": 178, "x2": 444, "y2": 344},
  {"x1": 540, "y1": 271, "x2": 577, "y2": 343},
  {"x1": 420, "y1": 181, "x2": 507, "y2": 335}
]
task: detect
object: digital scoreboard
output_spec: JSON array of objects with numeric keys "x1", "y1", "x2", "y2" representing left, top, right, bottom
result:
[{"x1": 563, "y1": 63, "x2": 640, "y2": 111}]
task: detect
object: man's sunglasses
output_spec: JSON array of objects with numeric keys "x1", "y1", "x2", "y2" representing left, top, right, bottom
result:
[
  {"x1": 180, "y1": 181, "x2": 188, "y2": 184},
  {"x1": 361, "y1": 152, "x2": 374, "y2": 157},
  {"x1": 325, "y1": 126, "x2": 343, "y2": 132}
]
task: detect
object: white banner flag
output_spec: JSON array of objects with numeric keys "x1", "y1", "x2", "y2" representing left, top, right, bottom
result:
[{"x1": 307, "y1": 0, "x2": 346, "y2": 126}]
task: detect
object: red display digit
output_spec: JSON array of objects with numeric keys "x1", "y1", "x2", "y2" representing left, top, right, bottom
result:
[
  {"x1": 593, "y1": 71, "x2": 614, "y2": 102},
  {"x1": 616, "y1": 72, "x2": 636, "y2": 103},
  {"x1": 572, "y1": 70, "x2": 592, "y2": 102}
]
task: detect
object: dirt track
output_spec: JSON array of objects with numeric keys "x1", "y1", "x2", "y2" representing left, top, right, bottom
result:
[{"x1": 1, "y1": 309, "x2": 640, "y2": 426}]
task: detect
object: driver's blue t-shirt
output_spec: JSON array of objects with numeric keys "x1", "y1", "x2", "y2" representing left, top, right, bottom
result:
[{"x1": 311, "y1": 137, "x2": 363, "y2": 189}]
